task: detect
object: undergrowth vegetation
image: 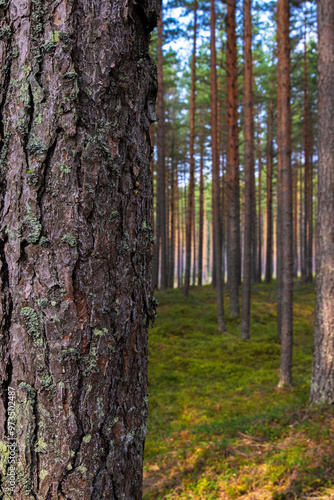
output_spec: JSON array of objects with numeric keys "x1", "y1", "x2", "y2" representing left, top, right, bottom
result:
[{"x1": 143, "y1": 281, "x2": 334, "y2": 499}]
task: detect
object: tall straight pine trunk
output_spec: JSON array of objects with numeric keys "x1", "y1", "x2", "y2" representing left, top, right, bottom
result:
[
  {"x1": 309, "y1": 0, "x2": 334, "y2": 404},
  {"x1": 0, "y1": 0, "x2": 158, "y2": 497},
  {"x1": 277, "y1": 0, "x2": 293, "y2": 387},
  {"x1": 211, "y1": 0, "x2": 225, "y2": 330},
  {"x1": 241, "y1": 0, "x2": 254, "y2": 339},
  {"x1": 152, "y1": 7, "x2": 168, "y2": 290},
  {"x1": 226, "y1": 0, "x2": 240, "y2": 317},
  {"x1": 184, "y1": 0, "x2": 197, "y2": 296}
]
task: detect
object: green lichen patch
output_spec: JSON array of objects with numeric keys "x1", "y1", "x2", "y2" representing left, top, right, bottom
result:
[
  {"x1": 40, "y1": 469, "x2": 48, "y2": 481},
  {"x1": 35, "y1": 436, "x2": 47, "y2": 454},
  {"x1": 21, "y1": 307, "x2": 41, "y2": 340},
  {"x1": 26, "y1": 136, "x2": 48, "y2": 156},
  {"x1": 61, "y1": 234, "x2": 77, "y2": 247},
  {"x1": 83, "y1": 347, "x2": 99, "y2": 376},
  {"x1": 60, "y1": 348, "x2": 79, "y2": 363},
  {"x1": 21, "y1": 214, "x2": 42, "y2": 243},
  {"x1": 94, "y1": 328, "x2": 108, "y2": 337},
  {"x1": 41, "y1": 375, "x2": 56, "y2": 399},
  {"x1": 18, "y1": 382, "x2": 36, "y2": 404},
  {"x1": 39, "y1": 236, "x2": 49, "y2": 246},
  {"x1": 83, "y1": 434, "x2": 91, "y2": 443}
]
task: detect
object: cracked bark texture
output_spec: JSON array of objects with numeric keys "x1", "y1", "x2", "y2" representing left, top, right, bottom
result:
[
  {"x1": 0, "y1": 0, "x2": 159, "y2": 498},
  {"x1": 309, "y1": 0, "x2": 334, "y2": 404}
]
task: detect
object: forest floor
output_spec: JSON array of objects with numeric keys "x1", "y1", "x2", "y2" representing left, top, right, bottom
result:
[{"x1": 143, "y1": 281, "x2": 334, "y2": 500}]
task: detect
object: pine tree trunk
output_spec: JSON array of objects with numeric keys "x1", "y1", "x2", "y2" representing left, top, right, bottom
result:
[
  {"x1": 309, "y1": 0, "x2": 334, "y2": 404},
  {"x1": 198, "y1": 121, "x2": 204, "y2": 287},
  {"x1": 211, "y1": 0, "x2": 225, "y2": 330},
  {"x1": 0, "y1": 0, "x2": 158, "y2": 498},
  {"x1": 184, "y1": 0, "x2": 197, "y2": 296},
  {"x1": 226, "y1": 0, "x2": 240, "y2": 317},
  {"x1": 153, "y1": 7, "x2": 168, "y2": 291},
  {"x1": 303, "y1": 37, "x2": 313, "y2": 284},
  {"x1": 277, "y1": 0, "x2": 293, "y2": 387},
  {"x1": 257, "y1": 120, "x2": 262, "y2": 283},
  {"x1": 241, "y1": 0, "x2": 254, "y2": 339}
]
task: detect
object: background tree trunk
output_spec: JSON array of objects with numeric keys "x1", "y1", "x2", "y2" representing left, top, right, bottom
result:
[
  {"x1": 241, "y1": 0, "x2": 254, "y2": 339},
  {"x1": 153, "y1": 7, "x2": 168, "y2": 291},
  {"x1": 226, "y1": 0, "x2": 240, "y2": 317},
  {"x1": 277, "y1": 0, "x2": 293, "y2": 387},
  {"x1": 184, "y1": 1, "x2": 197, "y2": 296},
  {"x1": 309, "y1": 0, "x2": 334, "y2": 404},
  {"x1": 0, "y1": 0, "x2": 158, "y2": 497},
  {"x1": 211, "y1": 0, "x2": 225, "y2": 331}
]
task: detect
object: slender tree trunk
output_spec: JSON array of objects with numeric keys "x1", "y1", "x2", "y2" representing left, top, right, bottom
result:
[
  {"x1": 309, "y1": 0, "x2": 334, "y2": 404},
  {"x1": 299, "y1": 160, "x2": 304, "y2": 278},
  {"x1": 226, "y1": 0, "x2": 240, "y2": 317},
  {"x1": 303, "y1": 36, "x2": 313, "y2": 283},
  {"x1": 0, "y1": 1, "x2": 158, "y2": 498},
  {"x1": 169, "y1": 146, "x2": 175, "y2": 289},
  {"x1": 241, "y1": 0, "x2": 254, "y2": 339},
  {"x1": 257, "y1": 119, "x2": 262, "y2": 282},
  {"x1": 211, "y1": 0, "x2": 225, "y2": 330},
  {"x1": 198, "y1": 119, "x2": 205, "y2": 287},
  {"x1": 277, "y1": 0, "x2": 293, "y2": 387},
  {"x1": 184, "y1": 0, "x2": 197, "y2": 297},
  {"x1": 153, "y1": 7, "x2": 168, "y2": 291},
  {"x1": 293, "y1": 162, "x2": 299, "y2": 278}
]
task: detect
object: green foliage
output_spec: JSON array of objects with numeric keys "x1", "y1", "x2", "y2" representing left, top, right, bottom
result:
[{"x1": 143, "y1": 282, "x2": 334, "y2": 499}]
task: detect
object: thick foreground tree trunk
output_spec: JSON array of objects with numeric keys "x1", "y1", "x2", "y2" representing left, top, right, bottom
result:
[
  {"x1": 309, "y1": 0, "x2": 334, "y2": 404},
  {"x1": 0, "y1": 0, "x2": 158, "y2": 498}
]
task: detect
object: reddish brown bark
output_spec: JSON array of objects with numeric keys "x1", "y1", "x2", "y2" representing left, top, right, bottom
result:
[
  {"x1": 226, "y1": 0, "x2": 240, "y2": 317},
  {"x1": 277, "y1": 0, "x2": 293, "y2": 387},
  {"x1": 241, "y1": 0, "x2": 254, "y2": 339},
  {"x1": 211, "y1": 0, "x2": 225, "y2": 330},
  {"x1": 309, "y1": 0, "x2": 334, "y2": 404}
]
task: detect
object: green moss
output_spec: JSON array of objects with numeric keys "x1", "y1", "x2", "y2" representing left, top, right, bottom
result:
[
  {"x1": 21, "y1": 214, "x2": 42, "y2": 244},
  {"x1": 83, "y1": 434, "x2": 91, "y2": 443},
  {"x1": 61, "y1": 234, "x2": 77, "y2": 247}
]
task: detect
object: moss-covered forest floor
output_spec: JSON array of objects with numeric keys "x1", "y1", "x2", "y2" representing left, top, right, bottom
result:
[{"x1": 143, "y1": 282, "x2": 334, "y2": 499}]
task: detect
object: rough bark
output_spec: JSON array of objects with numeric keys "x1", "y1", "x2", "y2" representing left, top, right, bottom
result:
[
  {"x1": 241, "y1": 0, "x2": 254, "y2": 340},
  {"x1": 309, "y1": 0, "x2": 334, "y2": 404},
  {"x1": 0, "y1": 0, "x2": 158, "y2": 498},
  {"x1": 226, "y1": 0, "x2": 240, "y2": 317},
  {"x1": 211, "y1": 0, "x2": 225, "y2": 331},
  {"x1": 277, "y1": 0, "x2": 293, "y2": 387}
]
